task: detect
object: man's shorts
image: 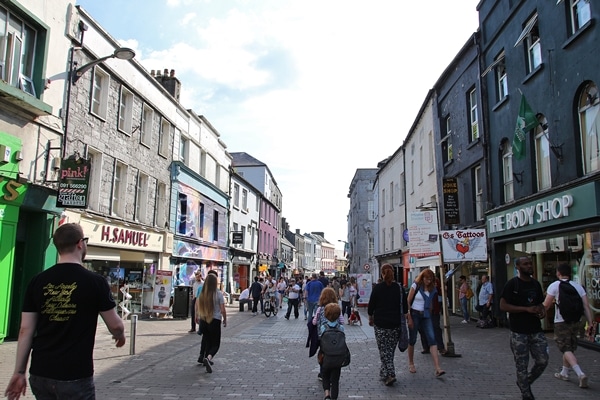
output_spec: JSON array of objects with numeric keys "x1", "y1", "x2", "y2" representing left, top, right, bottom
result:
[{"x1": 554, "y1": 322, "x2": 580, "y2": 353}]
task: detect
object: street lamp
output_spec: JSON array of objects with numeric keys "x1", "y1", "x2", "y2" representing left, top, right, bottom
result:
[
  {"x1": 71, "y1": 47, "x2": 136, "y2": 84},
  {"x1": 62, "y1": 46, "x2": 136, "y2": 158}
]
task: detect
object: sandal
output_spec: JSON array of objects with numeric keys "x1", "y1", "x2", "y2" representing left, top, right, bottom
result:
[
  {"x1": 409, "y1": 364, "x2": 416, "y2": 373},
  {"x1": 435, "y1": 369, "x2": 446, "y2": 377}
]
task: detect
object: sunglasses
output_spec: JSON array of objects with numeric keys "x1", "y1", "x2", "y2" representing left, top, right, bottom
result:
[{"x1": 78, "y1": 237, "x2": 89, "y2": 244}]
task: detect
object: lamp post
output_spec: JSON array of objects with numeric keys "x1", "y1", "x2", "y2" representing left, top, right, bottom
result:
[
  {"x1": 415, "y1": 202, "x2": 461, "y2": 358},
  {"x1": 62, "y1": 47, "x2": 135, "y2": 158}
]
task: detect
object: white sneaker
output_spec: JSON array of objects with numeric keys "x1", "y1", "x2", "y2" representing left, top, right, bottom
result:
[
  {"x1": 461, "y1": 320, "x2": 468, "y2": 324},
  {"x1": 579, "y1": 374, "x2": 588, "y2": 388},
  {"x1": 554, "y1": 372, "x2": 569, "y2": 381}
]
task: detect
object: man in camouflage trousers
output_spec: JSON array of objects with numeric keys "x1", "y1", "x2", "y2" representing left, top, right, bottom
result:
[{"x1": 499, "y1": 256, "x2": 548, "y2": 400}]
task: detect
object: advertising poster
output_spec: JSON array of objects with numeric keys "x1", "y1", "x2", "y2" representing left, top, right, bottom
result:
[
  {"x1": 356, "y1": 273, "x2": 372, "y2": 305},
  {"x1": 408, "y1": 211, "x2": 441, "y2": 258},
  {"x1": 56, "y1": 158, "x2": 91, "y2": 208},
  {"x1": 152, "y1": 270, "x2": 173, "y2": 313},
  {"x1": 441, "y1": 229, "x2": 487, "y2": 262}
]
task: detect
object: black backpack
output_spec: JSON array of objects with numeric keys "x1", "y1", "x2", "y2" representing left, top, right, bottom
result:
[
  {"x1": 319, "y1": 324, "x2": 351, "y2": 369},
  {"x1": 557, "y1": 280, "x2": 584, "y2": 323}
]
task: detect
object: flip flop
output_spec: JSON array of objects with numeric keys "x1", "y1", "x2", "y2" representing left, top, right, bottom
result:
[
  {"x1": 409, "y1": 364, "x2": 416, "y2": 373},
  {"x1": 435, "y1": 370, "x2": 446, "y2": 377}
]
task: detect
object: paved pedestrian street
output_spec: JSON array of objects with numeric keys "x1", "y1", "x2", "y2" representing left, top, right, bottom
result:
[{"x1": 1, "y1": 304, "x2": 598, "y2": 399}]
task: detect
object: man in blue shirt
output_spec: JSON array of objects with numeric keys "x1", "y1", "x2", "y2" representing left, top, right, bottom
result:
[{"x1": 305, "y1": 273, "x2": 324, "y2": 319}]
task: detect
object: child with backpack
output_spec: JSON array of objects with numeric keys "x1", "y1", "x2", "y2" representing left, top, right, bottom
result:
[{"x1": 319, "y1": 303, "x2": 350, "y2": 400}]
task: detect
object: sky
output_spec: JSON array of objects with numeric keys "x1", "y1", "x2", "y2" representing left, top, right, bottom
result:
[{"x1": 76, "y1": 0, "x2": 480, "y2": 250}]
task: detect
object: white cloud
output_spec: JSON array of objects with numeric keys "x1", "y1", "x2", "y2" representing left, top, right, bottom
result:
[{"x1": 180, "y1": 12, "x2": 197, "y2": 26}]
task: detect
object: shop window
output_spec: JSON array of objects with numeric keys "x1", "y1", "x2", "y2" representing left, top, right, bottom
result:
[
  {"x1": 213, "y1": 209, "x2": 219, "y2": 242},
  {"x1": 178, "y1": 193, "x2": 187, "y2": 235},
  {"x1": 198, "y1": 202, "x2": 205, "y2": 238}
]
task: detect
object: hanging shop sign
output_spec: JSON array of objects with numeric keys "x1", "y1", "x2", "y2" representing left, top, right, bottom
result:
[
  {"x1": 408, "y1": 210, "x2": 441, "y2": 258},
  {"x1": 56, "y1": 158, "x2": 90, "y2": 208},
  {"x1": 442, "y1": 177, "x2": 460, "y2": 225},
  {"x1": 441, "y1": 229, "x2": 487, "y2": 262},
  {"x1": 232, "y1": 231, "x2": 243, "y2": 244}
]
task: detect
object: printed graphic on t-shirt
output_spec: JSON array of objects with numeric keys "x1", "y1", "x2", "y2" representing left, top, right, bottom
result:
[{"x1": 41, "y1": 282, "x2": 77, "y2": 322}]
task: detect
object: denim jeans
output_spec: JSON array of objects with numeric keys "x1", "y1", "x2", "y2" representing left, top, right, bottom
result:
[
  {"x1": 29, "y1": 374, "x2": 95, "y2": 400},
  {"x1": 460, "y1": 296, "x2": 470, "y2": 321},
  {"x1": 409, "y1": 310, "x2": 436, "y2": 347}
]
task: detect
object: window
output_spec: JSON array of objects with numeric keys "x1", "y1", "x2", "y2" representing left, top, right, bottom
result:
[
  {"x1": 389, "y1": 182, "x2": 394, "y2": 211},
  {"x1": 118, "y1": 86, "x2": 134, "y2": 134},
  {"x1": 233, "y1": 183, "x2": 240, "y2": 208},
  {"x1": 428, "y1": 131, "x2": 434, "y2": 171},
  {"x1": 495, "y1": 53, "x2": 508, "y2": 101},
  {"x1": 502, "y1": 140, "x2": 514, "y2": 202},
  {"x1": 399, "y1": 173, "x2": 405, "y2": 204},
  {"x1": 419, "y1": 145, "x2": 423, "y2": 182},
  {"x1": 441, "y1": 116, "x2": 453, "y2": 164},
  {"x1": 474, "y1": 165, "x2": 483, "y2": 221},
  {"x1": 469, "y1": 88, "x2": 479, "y2": 141},
  {"x1": 579, "y1": 82, "x2": 600, "y2": 174},
  {"x1": 87, "y1": 148, "x2": 103, "y2": 212},
  {"x1": 0, "y1": 7, "x2": 37, "y2": 95},
  {"x1": 178, "y1": 193, "x2": 187, "y2": 235},
  {"x1": 155, "y1": 182, "x2": 167, "y2": 228},
  {"x1": 112, "y1": 161, "x2": 127, "y2": 217},
  {"x1": 198, "y1": 202, "x2": 205, "y2": 238},
  {"x1": 179, "y1": 133, "x2": 188, "y2": 165},
  {"x1": 525, "y1": 22, "x2": 542, "y2": 73},
  {"x1": 135, "y1": 173, "x2": 149, "y2": 223},
  {"x1": 535, "y1": 114, "x2": 551, "y2": 190},
  {"x1": 569, "y1": 0, "x2": 591, "y2": 35},
  {"x1": 401, "y1": 222, "x2": 406, "y2": 247},
  {"x1": 91, "y1": 67, "x2": 109, "y2": 119},
  {"x1": 368, "y1": 200, "x2": 375, "y2": 220},
  {"x1": 390, "y1": 227, "x2": 395, "y2": 250},
  {"x1": 159, "y1": 118, "x2": 171, "y2": 156},
  {"x1": 381, "y1": 188, "x2": 386, "y2": 216},
  {"x1": 213, "y1": 210, "x2": 219, "y2": 242},
  {"x1": 200, "y1": 149, "x2": 207, "y2": 177},
  {"x1": 140, "y1": 104, "x2": 153, "y2": 146},
  {"x1": 242, "y1": 188, "x2": 248, "y2": 210}
]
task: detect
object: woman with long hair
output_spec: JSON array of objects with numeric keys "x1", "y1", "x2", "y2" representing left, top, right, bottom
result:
[
  {"x1": 367, "y1": 264, "x2": 408, "y2": 386},
  {"x1": 406, "y1": 268, "x2": 445, "y2": 377},
  {"x1": 196, "y1": 274, "x2": 227, "y2": 373},
  {"x1": 313, "y1": 287, "x2": 344, "y2": 382}
]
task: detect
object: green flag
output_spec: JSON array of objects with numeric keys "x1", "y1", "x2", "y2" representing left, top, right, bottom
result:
[{"x1": 512, "y1": 94, "x2": 538, "y2": 160}]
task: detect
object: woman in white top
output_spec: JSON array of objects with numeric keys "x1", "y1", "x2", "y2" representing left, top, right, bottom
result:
[
  {"x1": 277, "y1": 277, "x2": 287, "y2": 309},
  {"x1": 406, "y1": 268, "x2": 445, "y2": 377}
]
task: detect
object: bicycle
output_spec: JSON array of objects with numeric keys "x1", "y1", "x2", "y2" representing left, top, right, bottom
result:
[{"x1": 263, "y1": 295, "x2": 278, "y2": 317}]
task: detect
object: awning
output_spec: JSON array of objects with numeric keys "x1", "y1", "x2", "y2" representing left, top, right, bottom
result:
[
  {"x1": 481, "y1": 55, "x2": 505, "y2": 77},
  {"x1": 514, "y1": 15, "x2": 538, "y2": 47}
]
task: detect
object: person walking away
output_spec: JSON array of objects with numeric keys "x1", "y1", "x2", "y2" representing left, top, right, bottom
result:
[
  {"x1": 319, "y1": 270, "x2": 330, "y2": 288},
  {"x1": 543, "y1": 263, "x2": 593, "y2": 388},
  {"x1": 249, "y1": 277, "x2": 263, "y2": 316},
  {"x1": 4, "y1": 223, "x2": 125, "y2": 400},
  {"x1": 284, "y1": 278, "x2": 301, "y2": 319},
  {"x1": 406, "y1": 268, "x2": 445, "y2": 377},
  {"x1": 306, "y1": 273, "x2": 325, "y2": 319},
  {"x1": 277, "y1": 277, "x2": 287, "y2": 309},
  {"x1": 367, "y1": 264, "x2": 408, "y2": 386},
  {"x1": 190, "y1": 272, "x2": 203, "y2": 332},
  {"x1": 478, "y1": 275, "x2": 494, "y2": 322},
  {"x1": 331, "y1": 277, "x2": 341, "y2": 301},
  {"x1": 458, "y1": 275, "x2": 470, "y2": 323},
  {"x1": 348, "y1": 277, "x2": 358, "y2": 308},
  {"x1": 499, "y1": 256, "x2": 548, "y2": 400},
  {"x1": 196, "y1": 274, "x2": 227, "y2": 373},
  {"x1": 319, "y1": 303, "x2": 346, "y2": 400},
  {"x1": 313, "y1": 288, "x2": 344, "y2": 382}
]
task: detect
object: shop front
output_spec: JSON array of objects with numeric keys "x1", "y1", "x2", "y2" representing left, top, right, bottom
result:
[
  {"x1": 487, "y1": 182, "x2": 600, "y2": 348},
  {"x1": 66, "y1": 212, "x2": 169, "y2": 318},
  {"x1": 230, "y1": 248, "x2": 255, "y2": 293},
  {"x1": 171, "y1": 238, "x2": 229, "y2": 291}
]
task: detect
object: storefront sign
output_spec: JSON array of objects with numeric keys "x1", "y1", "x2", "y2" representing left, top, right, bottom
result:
[
  {"x1": 408, "y1": 210, "x2": 441, "y2": 258},
  {"x1": 232, "y1": 231, "x2": 243, "y2": 244},
  {"x1": 78, "y1": 217, "x2": 164, "y2": 252},
  {"x1": 0, "y1": 177, "x2": 24, "y2": 202},
  {"x1": 441, "y1": 229, "x2": 487, "y2": 262},
  {"x1": 101, "y1": 226, "x2": 149, "y2": 247},
  {"x1": 443, "y1": 177, "x2": 460, "y2": 225},
  {"x1": 56, "y1": 158, "x2": 91, "y2": 208},
  {"x1": 486, "y1": 183, "x2": 600, "y2": 238}
]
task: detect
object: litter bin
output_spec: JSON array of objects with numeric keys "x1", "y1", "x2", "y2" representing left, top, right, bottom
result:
[{"x1": 172, "y1": 286, "x2": 191, "y2": 318}]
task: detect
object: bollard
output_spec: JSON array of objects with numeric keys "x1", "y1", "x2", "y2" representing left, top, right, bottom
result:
[{"x1": 129, "y1": 314, "x2": 138, "y2": 355}]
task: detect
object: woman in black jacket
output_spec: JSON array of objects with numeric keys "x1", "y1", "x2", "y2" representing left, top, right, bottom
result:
[{"x1": 367, "y1": 264, "x2": 408, "y2": 386}]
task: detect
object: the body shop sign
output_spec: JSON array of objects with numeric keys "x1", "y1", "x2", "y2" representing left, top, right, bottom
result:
[
  {"x1": 487, "y1": 182, "x2": 600, "y2": 238},
  {"x1": 56, "y1": 158, "x2": 90, "y2": 208}
]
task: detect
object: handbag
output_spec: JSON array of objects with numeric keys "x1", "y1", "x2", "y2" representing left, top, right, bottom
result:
[{"x1": 397, "y1": 283, "x2": 409, "y2": 352}]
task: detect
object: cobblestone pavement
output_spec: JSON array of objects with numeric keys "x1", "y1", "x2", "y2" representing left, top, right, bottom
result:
[{"x1": 1, "y1": 303, "x2": 598, "y2": 400}]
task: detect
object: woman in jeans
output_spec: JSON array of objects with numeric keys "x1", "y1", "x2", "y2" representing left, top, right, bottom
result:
[
  {"x1": 407, "y1": 268, "x2": 445, "y2": 377},
  {"x1": 196, "y1": 274, "x2": 226, "y2": 373},
  {"x1": 458, "y1": 275, "x2": 470, "y2": 323}
]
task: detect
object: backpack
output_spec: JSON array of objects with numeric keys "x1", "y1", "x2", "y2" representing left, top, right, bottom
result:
[
  {"x1": 557, "y1": 280, "x2": 584, "y2": 323},
  {"x1": 319, "y1": 324, "x2": 351, "y2": 369}
]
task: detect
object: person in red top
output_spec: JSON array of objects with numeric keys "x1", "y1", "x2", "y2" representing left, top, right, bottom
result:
[{"x1": 4, "y1": 223, "x2": 125, "y2": 400}]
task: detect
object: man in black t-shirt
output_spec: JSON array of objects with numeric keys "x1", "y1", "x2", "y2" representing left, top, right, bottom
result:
[
  {"x1": 499, "y1": 256, "x2": 548, "y2": 400},
  {"x1": 4, "y1": 223, "x2": 125, "y2": 400}
]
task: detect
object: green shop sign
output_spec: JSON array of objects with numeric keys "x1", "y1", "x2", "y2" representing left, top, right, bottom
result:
[{"x1": 486, "y1": 182, "x2": 600, "y2": 238}]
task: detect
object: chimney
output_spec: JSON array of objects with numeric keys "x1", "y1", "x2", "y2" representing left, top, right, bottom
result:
[{"x1": 158, "y1": 67, "x2": 181, "y2": 102}]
